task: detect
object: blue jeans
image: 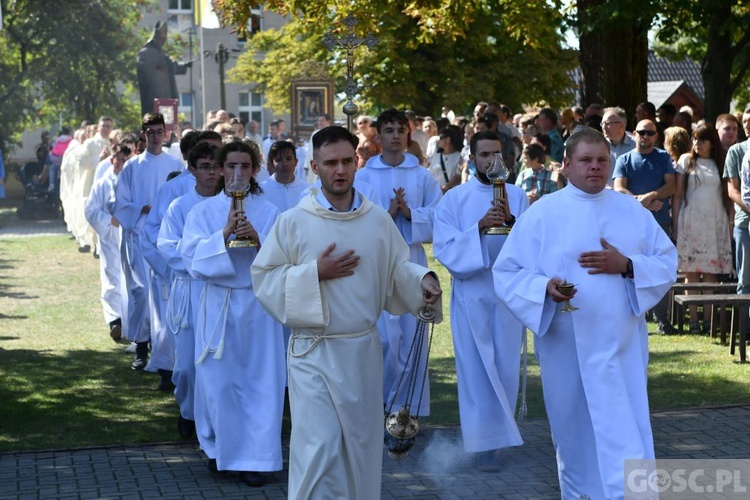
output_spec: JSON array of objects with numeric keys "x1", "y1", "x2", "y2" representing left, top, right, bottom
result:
[
  {"x1": 734, "y1": 225, "x2": 750, "y2": 295},
  {"x1": 733, "y1": 225, "x2": 750, "y2": 333}
]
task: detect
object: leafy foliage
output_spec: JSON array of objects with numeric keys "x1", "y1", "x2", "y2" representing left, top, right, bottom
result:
[
  {"x1": 0, "y1": 0, "x2": 149, "y2": 150},
  {"x1": 652, "y1": 0, "x2": 750, "y2": 117},
  {"x1": 224, "y1": 0, "x2": 576, "y2": 117}
]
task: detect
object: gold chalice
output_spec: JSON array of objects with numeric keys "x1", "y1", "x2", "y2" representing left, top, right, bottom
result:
[
  {"x1": 226, "y1": 164, "x2": 257, "y2": 248},
  {"x1": 556, "y1": 282, "x2": 578, "y2": 313}
]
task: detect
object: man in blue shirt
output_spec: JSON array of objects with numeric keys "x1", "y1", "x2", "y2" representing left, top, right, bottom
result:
[{"x1": 614, "y1": 119, "x2": 677, "y2": 334}]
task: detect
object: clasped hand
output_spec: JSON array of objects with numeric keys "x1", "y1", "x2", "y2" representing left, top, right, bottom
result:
[
  {"x1": 223, "y1": 208, "x2": 259, "y2": 243},
  {"x1": 421, "y1": 273, "x2": 442, "y2": 304},
  {"x1": 388, "y1": 187, "x2": 411, "y2": 220},
  {"x1": 478, "y1": 198, "x2": 511, "y2": 233}
]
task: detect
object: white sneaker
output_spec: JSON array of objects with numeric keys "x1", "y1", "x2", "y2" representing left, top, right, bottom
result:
[{"x1": 124, "y1": 342, "x2": 137, "y2": 354}]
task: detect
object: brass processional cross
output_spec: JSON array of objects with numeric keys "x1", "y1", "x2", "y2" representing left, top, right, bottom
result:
[{"x1": 322, "y1": 14, "x2": 379, "y2": 131}]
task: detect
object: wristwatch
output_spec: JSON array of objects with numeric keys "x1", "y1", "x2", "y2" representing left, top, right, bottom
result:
[{"x1": 621, "y1": 258, "x2": 634, "y2": 279}]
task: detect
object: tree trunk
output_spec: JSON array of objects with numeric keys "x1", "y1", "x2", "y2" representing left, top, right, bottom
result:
[
  {"x1": 577, "y1": 1, "x2": 649, "y2": 129},
  {"x1": 702, "y1": 8, "x2": 734, "y2": 123}
]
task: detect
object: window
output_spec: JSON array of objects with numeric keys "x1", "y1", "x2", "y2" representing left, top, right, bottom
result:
[
  {"x1": 179, "y1": 92, "x2": 193, "y2": 121},
  {"x1": 238, "y1": 90, "x2": 264, "y2": 132},
  {"x1": 237, "y1": 9, "x2": 263, "y2": 43},
  {"x1": 168, "y1": 0, "x2": 192, "y2": 12}
]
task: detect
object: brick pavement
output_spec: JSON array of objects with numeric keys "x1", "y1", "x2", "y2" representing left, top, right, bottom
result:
[{"x1": 2, "y1": 405, "x2": 750, "y2": 499}]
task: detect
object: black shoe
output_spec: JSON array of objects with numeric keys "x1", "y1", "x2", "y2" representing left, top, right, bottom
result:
[
  {"x1": 177, "y1": 416, "x2": 195, "y2": 438},
  {"x1": 476, "y1": 449, "x2": 501, "y2": 472},
  {"x1": 207, "y1": 458, "x2": 226, "y2": 475},
  {"x1": 93, "y1": 251, "x2": 99, "y2": 259},
  {"x1": 131, "y1": 342, "x2": 149, "y2": 370},
  {"x1": 78, "y1": 244, "x2": 91, "y2": 253},
  {"x1": 109, "y1": 322, "x2": 122, "y2": 342},
  {"x1": 239, "y1": 471, "x2": 265, "y2": 487},
  {"x1": 157, "y1": 369, "x2": 175, "y2": 391},
  {"x1": 656, "y1": 322, "x2": 677, "y2": 335}
]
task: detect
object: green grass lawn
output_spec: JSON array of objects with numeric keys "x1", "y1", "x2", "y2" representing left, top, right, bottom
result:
[{"x1": 1, "y1": 224, "x2": 748, "y2": 452}]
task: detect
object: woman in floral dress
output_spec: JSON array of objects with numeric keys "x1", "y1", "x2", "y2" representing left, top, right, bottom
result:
[{"x1": 672, "y1": 123, "x2": 733, "y2": 333}]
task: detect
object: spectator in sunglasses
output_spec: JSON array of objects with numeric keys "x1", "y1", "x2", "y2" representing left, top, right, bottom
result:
[{"x1": 613, "y1": 120, "x2": 677, "y2": 334}]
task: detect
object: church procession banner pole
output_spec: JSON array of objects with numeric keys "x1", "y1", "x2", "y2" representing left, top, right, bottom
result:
[{"x1": 322, "y1": 14, "x2": 379, "y2": 131}]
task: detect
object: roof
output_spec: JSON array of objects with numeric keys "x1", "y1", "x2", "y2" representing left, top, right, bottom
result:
[
  {"x1": 648, "y1": 81, "x2": 686, "y2": 109},
  {"x1": 647, "y1": 51, "x2": 704, "y2": 100}
]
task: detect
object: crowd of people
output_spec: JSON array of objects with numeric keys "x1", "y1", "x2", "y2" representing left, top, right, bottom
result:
[{"x1": 31, "y1": 98, "x2": 750, "y2": 498}]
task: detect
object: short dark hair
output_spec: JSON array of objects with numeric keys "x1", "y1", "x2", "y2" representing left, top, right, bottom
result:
[
  {"x1": 657, "y1": 104, "x2": 677, "y2": 118},
  {"x1": 197, "y1": 130, "x2": 222, "y2": 144},
  {"x1": 479, "y1": 112, "x2": 499, "y2": 130},
  {"x1": 637, "y1": 101, "x2": 657, "y2": 119},
  {"x1": 376, "y1": 108, "x2": 408, "y2": 133},
  {"x1": 439, "y1": 125, "x2": 463, "y2": 152},
  {"x1": 229, "y1": 117, "x2": 245, "y2": 126},
  {"x1": 470, "y1": 130, "x2": 502, "y2": 156},
  {"x1": 539, "y1": 108, "x2": 559, "y2": 126},
  {"x1": 188, "y1": 142, "x2": 218, "y2": 170},
  {"x1": 112, "y1": 143, "x2": 132, "y2": 157},
  {"x1": 120, "y1": 132, "x2": 139, "y2": 146},
  {"x1": 532, "y1": 133, "x2": 552, "y2": 153},
  {"x1": 524, "y1": 143, "x2": 545, "y2": 163},
  {"x1": 312, "y1": 126, "x2": 358, "y2": 156},
  {"x1": 180, "y1": 130, "x2": 200, "y2": 157},
  {"x1": 564, "y1": 127, "x2": 610, "y2": 159},
  {"x1": 142, "y1": 113, "x2": 165, "y2": 131},
  {"x1": 269, "y1": 140, "x2": 297, "y2": 163}
]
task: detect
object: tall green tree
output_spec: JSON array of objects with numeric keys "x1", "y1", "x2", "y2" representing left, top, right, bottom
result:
[
  {"x1": 573, "y1": 0, "x2": 656, "y2": 128},
  {"x1": 0, "y1": 0, "x2": 148, "y2": 150},
  {"x1": 654, "y1": 0, "x2": 750, "y2": 121},
  {"x1": 218, "y1": 0, "x2": 576, "y2": 117}
]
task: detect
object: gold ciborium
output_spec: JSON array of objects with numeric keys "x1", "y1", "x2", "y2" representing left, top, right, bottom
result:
[
  {"x1": 556, "y1": 282, "x2": 579, "y2": 313},
  {"x1": 482, "y1": 152, "x2": 511, "y2": 235},
  {"x1": 226, "y1": 164, "x2": 258, "y2": 248}
]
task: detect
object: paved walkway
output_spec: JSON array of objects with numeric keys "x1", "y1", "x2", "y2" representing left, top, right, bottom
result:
[
  {"x1": 3, "y1": 217, "x2": 750, "y2": 498},
  {"x1": 2, "y1": 405, "x2": 750, "y2": 499}
]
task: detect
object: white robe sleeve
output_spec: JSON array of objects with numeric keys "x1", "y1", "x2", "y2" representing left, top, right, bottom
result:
[
  {"x1": 84, "y1": 179, "x2": 113, "y2": 238},
  {"x1": 385, "y1": 221, "x2": 444, "y2": 322},
  {"x1": 433, "y1": 193, "x2": 489, "y2": 280},
  {"x1": 113, "y1": 163, "x2": 142, "y2": 231},
  {"x1": 142, "y1": 195, "x2": 169, "y2": 277},
  {"x1": 182, "y1": 209, "x2": 237, "y2": 281},
  {"x1": 251, "y1": 216, "x2": 327, "y2": 329},
  {"x1": 493, "y1": 211, "x2": 557, "y2": 337},
  {"x1": 157, "y1": 200, "x2": 187, "y2": 273},
  {"x1": 403, "y1": 173, "x2": 442, "y2": 245},
  {"x1": 624, "y1": 212, "x2": 678, "y2": 316}
]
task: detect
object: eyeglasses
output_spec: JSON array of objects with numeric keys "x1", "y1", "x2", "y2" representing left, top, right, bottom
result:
[
  {"x1": 636, "y1": 130, "x2": 657, "y2": 137},
  {"x1": 602, "y1": 121, "x2": 624, "y2": 127},
  {"x1": 145, "y1": 129, "x2": 165, "y2": 137},
  {"x1": 196, "y1": 164, "x2": 221, "y2": 172}
]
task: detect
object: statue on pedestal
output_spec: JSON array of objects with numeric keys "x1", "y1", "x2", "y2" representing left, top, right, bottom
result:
[{"x1": 137, "y1": 22, "x2": 192, "y2": 117}]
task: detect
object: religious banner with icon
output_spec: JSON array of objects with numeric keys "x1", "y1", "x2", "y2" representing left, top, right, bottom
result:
[
  {"x1": 153, "y1": 98, "x2": 179, "y2": 134},
  {"x1": 291, "y1": 80, "x2": 334, "y2": 140}
]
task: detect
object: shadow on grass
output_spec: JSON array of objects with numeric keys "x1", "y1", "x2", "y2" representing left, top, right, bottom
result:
[{"x1": 0, "y1": 347, "x2": 179, "y2": 452}]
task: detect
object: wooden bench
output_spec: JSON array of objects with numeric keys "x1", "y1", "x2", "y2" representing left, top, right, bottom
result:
[
  {"x1": 673, "y1": 294, "x2": 750, "y2": 363},
  {"x1": 669, "y1": 282, "x2": 737, "y2": 335}
]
